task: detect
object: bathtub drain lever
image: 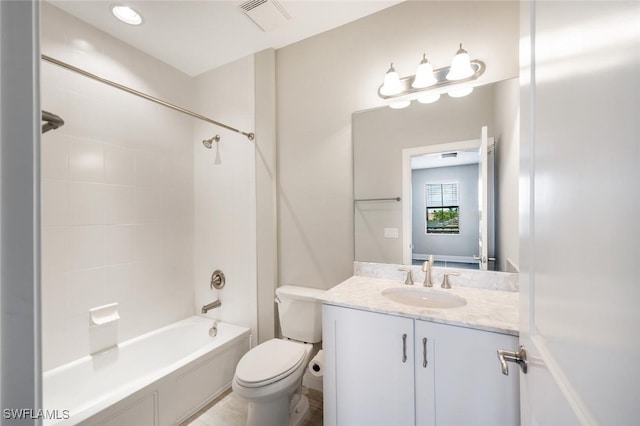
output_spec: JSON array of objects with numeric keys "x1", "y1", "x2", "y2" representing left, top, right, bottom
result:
[{"x1": 209, "y1": 321, "x2": 218, "y2": 338}]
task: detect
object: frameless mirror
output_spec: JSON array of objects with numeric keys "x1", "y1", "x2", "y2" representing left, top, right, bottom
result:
[
  {"x1": 400, "y1": 131, "x2": 494, "y2": 270},
  {"x1": 353, "y1": 78, "x2": 519, "y2": 272}
]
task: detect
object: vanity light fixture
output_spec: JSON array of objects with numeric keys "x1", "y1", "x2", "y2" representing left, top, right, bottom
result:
[
  {"x1": 390, "y1": 100, "x2": 411, "y2": 109},
  {"x1": 380, "y1": 63, "x2": 402, "y2": 96},
  {"x1": 111, "y1": 4, "x2": 143, "y2": 25},
  {"x1": 412, "y1": 54, "x2": 437, "y2": 89},
  {"x1": 448, "y1": 86, "x2": 474, "y2": 98},
  {"x1": 378, "y1": 44, "x2": 484, "y2": 109},
  {"x1": 417, "y1": 93, "x2": 440, "y2": 104},
  {"x1": 446, "y1": 44, "x2": 474, "y2": 81}
]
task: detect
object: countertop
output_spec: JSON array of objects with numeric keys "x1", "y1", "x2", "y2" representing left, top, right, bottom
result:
[{"x1": 319, "y1": 275, "x2": 519, "y2": 336}]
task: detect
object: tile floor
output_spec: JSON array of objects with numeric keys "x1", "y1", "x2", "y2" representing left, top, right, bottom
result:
[{"x1": 183, "y1": 387, "x2": 323, "y2": 426}]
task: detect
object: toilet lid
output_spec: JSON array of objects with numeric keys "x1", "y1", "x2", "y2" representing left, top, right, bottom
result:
[{"x1": 235, "y1": 339, "x2": 306, "y2": 388}]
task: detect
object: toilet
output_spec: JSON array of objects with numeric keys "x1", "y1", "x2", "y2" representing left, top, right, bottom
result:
[{"x1": 232, "y1": 285, "x2": 325, "y2": 426}]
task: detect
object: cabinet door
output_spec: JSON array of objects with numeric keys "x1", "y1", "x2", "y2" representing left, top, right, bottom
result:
[
  {"x1": 323, "y1": 305, "x2": 415, "y2": 426},
  {"x1": 416, "y1": 320, "x2": 520, "y2": 426}
]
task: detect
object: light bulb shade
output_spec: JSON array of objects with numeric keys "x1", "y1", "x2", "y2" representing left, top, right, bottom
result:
[
  {"x1": 380, "y1": 63, "x2": 402, "y2": 96},
  {"x1": 417, "y1": 93, "x2": 441, "y2": 104},
  {"x1": 412, "y1": 55, "x2": 437, "y2": 89},
  {"x1": 448, "y1": 86, "x2": 474, "y2": 98},
  {"x1": 389, "y1": 100, "x2": 411, "y2": 109},
  {"x1": 446, "y1": 44, "x2": 474, "y2": 81}
]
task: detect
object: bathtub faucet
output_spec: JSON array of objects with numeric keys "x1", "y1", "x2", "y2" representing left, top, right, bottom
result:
[{"x1": 201, "y1": 299, "x2": 221, "y2": 314}]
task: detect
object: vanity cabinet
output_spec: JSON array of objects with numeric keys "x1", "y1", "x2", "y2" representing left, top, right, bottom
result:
[
  {"x1": 323, "y1": 305, "x2": 415, "y2": 425},
  {"x1": 323, "y1": 304, "x2": 519, "y2": 426}
]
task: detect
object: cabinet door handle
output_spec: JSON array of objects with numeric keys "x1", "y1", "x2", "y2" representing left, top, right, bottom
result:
[
  {"x1": 402, "y1": 333, "x2": 407, "y2": 363},
  {"x1": 422, "y1": 337, "x2": 428, "y2": 368}
]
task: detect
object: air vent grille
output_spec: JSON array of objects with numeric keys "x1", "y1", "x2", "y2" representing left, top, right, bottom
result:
[{"x1": 239, "y1": 0, "x2": 291, "y2": 32}]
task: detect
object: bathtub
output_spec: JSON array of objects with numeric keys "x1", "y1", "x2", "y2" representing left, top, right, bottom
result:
[{"x1": 43, "y1": 316, "x2": 250, "y2": 425}]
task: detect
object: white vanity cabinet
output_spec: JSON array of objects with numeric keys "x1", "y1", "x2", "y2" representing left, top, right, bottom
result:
[
  {"x1": 323, "y1": 304, "x2": 520, "y2": 426},
  {"x1": 414, "y1": 319, "x2": 520, "y2": 425},
  {"x1": 323, "y1": 305, "x2": 416, "y2": 425}
]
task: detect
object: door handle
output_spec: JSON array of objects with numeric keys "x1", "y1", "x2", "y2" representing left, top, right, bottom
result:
[
  {"x1": 473, "y1": 255, "x2": 496, "y2": 262},
  {"x1": 497, "y1": 345, "x2": 528, "y2": 375}
]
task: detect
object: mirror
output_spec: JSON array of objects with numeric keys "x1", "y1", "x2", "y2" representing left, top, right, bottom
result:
[
  {"x1": 400, "y1": 131, "x2": 493, "y2": 270},
  {"x1": 353, "y1": 78, "x2": 519, "y2": 272}
]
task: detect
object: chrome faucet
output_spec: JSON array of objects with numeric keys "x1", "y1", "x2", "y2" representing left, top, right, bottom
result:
[
  {"x1": 422, "y1": 255, "x2": 434, "y2": 287},
  {"x1": 201, "y1": 299, "x2": 221, "y2": 314},
  {"x1": 398, "y1": 268, "x2": 414, "y2": 285}
]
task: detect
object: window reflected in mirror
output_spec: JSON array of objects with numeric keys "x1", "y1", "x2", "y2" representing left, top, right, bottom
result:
[{"x1": 425, "y1": 183, "x2": 460, "y2": 234}]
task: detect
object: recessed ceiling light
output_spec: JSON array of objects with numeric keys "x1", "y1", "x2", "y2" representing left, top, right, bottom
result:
[{"x1": 111, "y1": 5, "x2": 143, "y2": 25}]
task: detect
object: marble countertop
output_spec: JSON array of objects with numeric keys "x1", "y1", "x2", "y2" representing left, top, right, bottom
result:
[{"x1": 319, "y1": 275, "x2": 519, "y2": 336}]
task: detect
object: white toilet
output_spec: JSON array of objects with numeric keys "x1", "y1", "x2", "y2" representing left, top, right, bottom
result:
[{"x1": 232, "y1": 285, "x2": 325, "y2": 426}]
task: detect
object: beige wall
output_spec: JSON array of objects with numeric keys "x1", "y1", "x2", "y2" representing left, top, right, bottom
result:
[
  {"x1": 254, "y1": 49, "x2": 278, "y2": 343},
  {"x1": 494, "y1": 78, "x2": 520, "y2": 272},
  {"x1": 276, "y1": 1, "x2": 519, "y2": 289}
]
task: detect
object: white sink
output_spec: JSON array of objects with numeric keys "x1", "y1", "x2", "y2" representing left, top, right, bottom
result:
[{"x1": 381, "y1": 287, "x2": 467, "y2": 309}]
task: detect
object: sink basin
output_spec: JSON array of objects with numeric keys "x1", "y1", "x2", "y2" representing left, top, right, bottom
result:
[{"x1": 381, "y1": 287, "x2": 467, "y2": 309}]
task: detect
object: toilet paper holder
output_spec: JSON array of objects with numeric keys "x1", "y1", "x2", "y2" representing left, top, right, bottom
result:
[{"x1": 308, "y1": 350, "x2": 324, "y2": 377}]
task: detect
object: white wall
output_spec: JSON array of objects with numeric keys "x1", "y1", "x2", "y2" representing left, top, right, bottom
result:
[
  {"x1": 277, "y1": 1, "x2": 519, "y2": 289},
  {"x1": 494, "y1": 78, "x2": 519, "y2": 272},
  {"x1": 41, "y1": 2, "x2": 262, "y2": 369},
  {"x1": 192, "y1": 56, "x2": 258, "y2": 339},
  {"x1": 40, "y1": 3, "x2": 195, "y2": 370}
]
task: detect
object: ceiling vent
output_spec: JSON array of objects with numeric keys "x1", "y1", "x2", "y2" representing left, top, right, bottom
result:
[{"x1": 239, "y1": 0, "x2": 292, "y2": 32}]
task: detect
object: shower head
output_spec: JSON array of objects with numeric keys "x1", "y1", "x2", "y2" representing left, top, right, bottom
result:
[{"x1": 202, "y1": 134, "x2": 220, "y2": 149}]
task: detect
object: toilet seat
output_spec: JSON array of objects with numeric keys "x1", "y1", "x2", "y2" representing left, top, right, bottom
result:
[{"x1": 235, "y1": 339, "x2": 306, "y2": 388}]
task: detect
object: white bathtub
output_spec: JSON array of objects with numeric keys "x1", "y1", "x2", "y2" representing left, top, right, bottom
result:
[{"x1": 43, "y1": 316, "x2": 250, "y2": 425}]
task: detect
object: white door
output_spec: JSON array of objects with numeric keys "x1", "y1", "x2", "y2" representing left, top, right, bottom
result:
[
  {"x1": 518, "y1": 1, "x2": 640, "y2": 424},
  {"x1": 477, "y1": 126, "x2": 489, "y2": 270}
]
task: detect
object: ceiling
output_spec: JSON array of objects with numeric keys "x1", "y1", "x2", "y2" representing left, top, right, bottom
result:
[
  {"x1": 412, "y1": 150, "x2": 480, "y2": 170},
  {"x1": 48, "y1": 0, "x2": 403, "y2": 77}
]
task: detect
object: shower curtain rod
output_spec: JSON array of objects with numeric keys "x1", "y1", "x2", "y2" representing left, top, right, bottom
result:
[
  {"x1": 42, "y1": 110, "x2": 65, "y2": 133},
  {"x1": 41, "y1": 54, "x2": 255, "y2": 141}
]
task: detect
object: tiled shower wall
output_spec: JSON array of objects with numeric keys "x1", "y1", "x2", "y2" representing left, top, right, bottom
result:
[{"x1": 40, "y1": 3, "x2": 195, "y2": 370}]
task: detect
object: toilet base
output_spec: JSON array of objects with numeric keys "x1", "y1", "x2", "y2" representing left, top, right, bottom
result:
[
  {"x1": 245, "y1": 392, "x2": 309, "y2": 426},
  {"x1": 289, "y1": 394, "x2": 309, "y2": 426}
]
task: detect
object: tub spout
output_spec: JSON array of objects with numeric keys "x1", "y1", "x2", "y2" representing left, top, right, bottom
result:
[{"x1": 201, "y1": 300, "x2": 221, "y2": 314}]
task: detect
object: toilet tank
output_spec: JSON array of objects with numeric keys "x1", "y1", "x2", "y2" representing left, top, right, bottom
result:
[{"x1": 276, "y1": 285, "x2": 325, "y2": 343}]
